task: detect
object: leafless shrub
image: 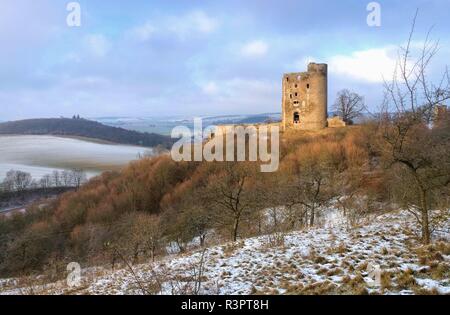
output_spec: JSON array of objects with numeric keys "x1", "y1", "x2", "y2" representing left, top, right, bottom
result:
[
  {"x1": 263, "y1": 231, "x2": 285, "y2": 248},
  {"x1": 378, "y1": 10, "x2": 450, "y2": 244},
  {"x1": 113, "y1": 248, "x2": 209, "y2": 295}
]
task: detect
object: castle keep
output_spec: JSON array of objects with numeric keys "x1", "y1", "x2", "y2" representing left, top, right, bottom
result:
[
  {"x1": 282, "y1": 63, "x2": 328, "y2": 131},
  {"x1": 214, "y1": 62, "x2": 335, "y2": 135}
]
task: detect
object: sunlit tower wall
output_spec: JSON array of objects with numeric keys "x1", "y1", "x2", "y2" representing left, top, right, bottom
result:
[{"x1": 282, "y1": 63, "x2": 328, "y2": 131}]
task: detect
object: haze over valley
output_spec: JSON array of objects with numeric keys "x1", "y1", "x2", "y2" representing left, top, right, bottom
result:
[{"x1": 0, "y1": 135, "x2": 149, "y2": 181}]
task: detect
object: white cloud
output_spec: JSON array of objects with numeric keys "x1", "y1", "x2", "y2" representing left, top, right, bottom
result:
[
  {"x1": 128, "y1": 21, "x2": 156, "y2": 42},
  {"x1": 292, "y1": 56, "x2": 319, "y2": 70},
  {"x1": 201, "y1": 81, "x2": 219, "y2": 95},
  {"x1": 62, "y1": 76, "x2": 110, "y2": 88},
  {"x1": 189, "y1": 11, "x2": 218, "y2": 34},
  {"x1": 204, "y1": 78, "x2": 277, "y2": 101},
  {"x1": 85, "y1": 34, "x2": 111, "y2": 57},
  {"x1": 168, "y1": 10, "x2": 218, "y2": 39},
  {"x1": 211, "y1": 78, "x2": 278, "y2": 114},
  {"x1": 329, "y1": 47, "x2": 397, "y2": 83},
  {"x1": 181, "y1": 77, "x2": 278, "y2": 115},
  {"x1": 241, "y1": 40, "x2": 269, "y2": 57},
  {"x1": 127, "y1": 11, "x2": 218, "y2": 42}
]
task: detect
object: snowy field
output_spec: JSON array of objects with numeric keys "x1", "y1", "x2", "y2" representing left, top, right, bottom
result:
[
  {"x1": 0, "y1": 135, "x2": 149, "y2": 180},
  {"x1": 0, "y1": 210, "x2": 449, "y2": 295}
]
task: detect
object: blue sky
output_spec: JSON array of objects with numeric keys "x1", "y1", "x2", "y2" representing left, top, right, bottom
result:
[{"x1": 1, "y1": 0, "x2": 449, "y2": 120}]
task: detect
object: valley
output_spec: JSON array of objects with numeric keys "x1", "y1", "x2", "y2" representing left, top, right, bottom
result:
[{"x1": 0, "y1": 135, "x2": 150, "y2": 181}]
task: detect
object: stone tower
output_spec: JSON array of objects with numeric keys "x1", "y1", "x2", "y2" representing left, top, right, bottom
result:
[{"x1": 282, "y1": 62, "x2": 328, "y2": 131}]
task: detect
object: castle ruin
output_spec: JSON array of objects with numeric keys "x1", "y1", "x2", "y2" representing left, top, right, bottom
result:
[
  {"x1": 282, "y1": 63, "x2": 328, "y2": 131},
  {"x1": 214, "y1": 62, "x2": 342, "y2": 135}
]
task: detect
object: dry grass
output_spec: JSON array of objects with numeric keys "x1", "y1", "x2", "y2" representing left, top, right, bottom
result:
[
  {"x1": 298, "y1": 281, "x2": 337, "y2": 295},
  {"x1": 396, "y1": 269, "x2": 416, "y2": 290},
  {"x1": 263, "y1": 232, "x2": 286, "y2": 249},
  {"x1": 429, "y1": 263, "x2": 450, "y2": 280},
  {"x1": 222, "y1": 241, "x2": 245, "y2": 257},
  {"x1": 334, "y1": 273, "x2": 369, "y2": 295},
  {"x1": 356, "y1": 261, "x2": 368, "y2": 271},
  {"x1": 380, "y1": 272, "x2": 392, "y2": 291},
  {"x1": 412, "y1": 286, "x2": 440, "y2": 295},
  {"x1": 326, "y1": 268, "x2": 343, "y2": 277},
  {"x1": 306, "y1": 249, "x2": 328, "y2": 265},
  {"x1": 326, "y1": 242, "x2": 348, "y2": 255}
]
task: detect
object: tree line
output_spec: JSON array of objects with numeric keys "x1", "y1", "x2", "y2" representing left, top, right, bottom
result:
[
  {"x1": 0, "y1": 118, "x2": 175, "y2": 148},
  {"x1": 0, "y1": 169, "x2": 87, "y2": 193}
]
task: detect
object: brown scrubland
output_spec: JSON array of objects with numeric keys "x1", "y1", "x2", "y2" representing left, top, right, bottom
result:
[
  {"x1": 1, "y1": 16, "x2": 449, "y2": 286},
  {"x1": 0, "y1": 115, "x2": 448, "y2": 279}
]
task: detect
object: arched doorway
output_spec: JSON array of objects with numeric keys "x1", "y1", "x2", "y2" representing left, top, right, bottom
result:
[{"x1": 293, "y1": 112, "x2": 300, "y2": 124}]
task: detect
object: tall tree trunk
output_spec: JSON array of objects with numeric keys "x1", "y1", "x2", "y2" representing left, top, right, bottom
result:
[
  {"x1": 200, "y1": 234, "x2": 206, "y2": 247},
  {"x1": 309, "y1": 206, "x2": 315, "y2": 227},
  {"x1": 133, "y1": 243, "x2": 140, "y2": 263},
  {"x1": 232, "y1": 217, "x2": 240, "y2": 242},
  {"x1": 414, "y1": 172, "x2": 431, "y2": 245},
  {"x1": 420, "y1": 188, "x2": 430, "y2": 244},
  {"x1": 297, "y1": 209, "x2": 304, "y2": 229}
]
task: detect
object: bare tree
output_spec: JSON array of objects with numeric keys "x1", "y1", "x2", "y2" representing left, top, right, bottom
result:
[
  {"x1": 134, "y1": 214, "x2": 163, "y2": 263},
  {"x1": 333, "y1": 89, "x2": 366, "y2": 124},
  {"x1": 3, "y1": 170, "x2": 33, "y2": 192},
  {"x1": 183, "y1": 205, "x2": 212, "y2": 248},
  {"x1": 379, "y1": 10, "x2": 450, "y2": 244},
  {"x1": 61, "y1": 170, "x2": 73, "y2": 187},
  {"x1": 71, "y1": 169, "x2": 87, "y2": 188},
  {"x1": 39, "y1": 174, "x2": 52, "y2": 189},
  {"x1": 51, "y1": 170, "x2": 61, "y2": 187},
  {"x1": 284, "y1": 165, "x2": 334, "y2": 227},
  {"x1": 107, "y1": 244, "x2": 149, "y2": 295},
  {"x1": 280, "y1": 141, "x2": 342, "y2": 228},
  {"x1": 205, "y1": 162, "x2": 257, "y2": 242}
]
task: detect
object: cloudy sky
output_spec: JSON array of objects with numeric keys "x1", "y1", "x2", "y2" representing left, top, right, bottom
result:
[{"x1": 1, "y1": 0, "x2": 449, "y2": 120}]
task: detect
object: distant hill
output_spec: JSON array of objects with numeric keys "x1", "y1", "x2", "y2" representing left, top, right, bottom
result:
[
  {"x1": 201, "y1": 113, "x2": 281, "y2": 125},
  {"x1": 0, "y1": 118, "x2": 175, "y2": 148}
]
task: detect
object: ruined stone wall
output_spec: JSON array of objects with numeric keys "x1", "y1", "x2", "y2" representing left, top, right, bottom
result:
[
  {"x1": 282, "y1": 63, "x2": 328, "y2": 131},
  {"x1": 327, "y1": 116, "x2": 347, "y2": 128},
  {"x1": 211, "y1": 123, "x2": 280, "y2": 138}
]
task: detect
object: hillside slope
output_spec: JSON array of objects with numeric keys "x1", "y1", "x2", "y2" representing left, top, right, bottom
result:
[
  {"x1": 0, "y1": 118, "x2": 174, "y2": 148},
  {"x1": 1, "y1": 210, "x2": 448, "y2": 295}
]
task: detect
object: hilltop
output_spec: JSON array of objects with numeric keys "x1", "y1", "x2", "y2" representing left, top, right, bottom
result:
[
  {"x1": 0, "y1": 124, "x2": 448, "y2": 295},
  {"x1": 0, "y1": 118, "x2": 175, "y2": 148}
]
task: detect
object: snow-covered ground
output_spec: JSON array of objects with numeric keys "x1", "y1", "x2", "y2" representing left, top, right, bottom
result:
[{"x1": 1, "y1": 210, "x2": 449, "y2": 295}]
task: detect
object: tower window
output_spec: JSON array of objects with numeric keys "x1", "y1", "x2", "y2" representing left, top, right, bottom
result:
[
  {"x1": 307, "y1": 84, "x2": 310, "y2": 89},
  {"x1": 295, "y1": 84, "x2": 298, "y2": 88},
  {"x1": 295, "y1": 92, "x2": 298, "y2": 97},
  {"x1": 289, "y1": 94, "x2": 292, "y2": 99},
  {"x1": 293, "y1": 112, "x2": 300, "y2": 124}
]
